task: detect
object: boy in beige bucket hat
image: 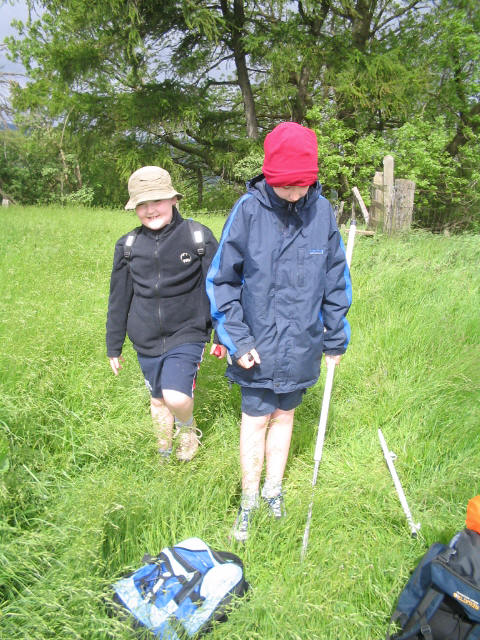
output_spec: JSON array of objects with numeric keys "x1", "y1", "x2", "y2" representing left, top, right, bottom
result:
[
  {"x1": 106, "y1": 166, "x2": 226, "y2": 461},
  {"x1": 124, "y1": 166, "x2": 182, "y2": 209}
]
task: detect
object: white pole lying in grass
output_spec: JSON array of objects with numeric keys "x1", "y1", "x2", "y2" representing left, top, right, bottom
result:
[
  {"x1": 301, "y1": 218, "x2": 356, "y2": 561},
  {"x1": 378, "y1": 428, "x2": 421, "y2": 537}
]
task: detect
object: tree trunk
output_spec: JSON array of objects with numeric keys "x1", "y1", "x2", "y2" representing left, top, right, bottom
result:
[
  {"x1": 351, "y1": 0, "x2": 375, "y2": 51},
  {"x1": 446, "y1": 102, "x2": 480, "y2": 157},
  {"x1": 0, "y1": 184, "x2": 17, "y2": 204},
  {"x1": 291, "y1": 66, "x2": 311, "y2": 123},
  {"x1": 221, "y1": 0, "x2": 259, "y2": 139},
  {"x1": 75, "y1": 162, "x2": 82, "y2": 188},
  {"x1": 196, "y1": 167, "x2": 203, "y2": 207}
]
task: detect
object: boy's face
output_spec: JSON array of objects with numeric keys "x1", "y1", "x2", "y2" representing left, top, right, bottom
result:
[
  {"x1": 135, "y1": 197, "x2": 177, "y2": 230},
  {"x1": 272, "y1": 185, "x2": 309, "y2": 203}
]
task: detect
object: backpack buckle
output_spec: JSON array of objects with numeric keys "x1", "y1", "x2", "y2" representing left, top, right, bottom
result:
[{"x1": 420, "y1": 623, "x2": 432, "y2": 639}]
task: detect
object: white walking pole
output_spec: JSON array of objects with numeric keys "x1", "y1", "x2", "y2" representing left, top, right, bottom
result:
[
  {"x1": 378, "y1": 428, "x2": 421, "y2": 537},
  {"x1": 301, "y1": 360, "x2": 336, "y2": 560},
  {"x1": 301, "y1": 218, "x2": 356, "y2": 560},
  {"x1": 345, "y1": 217, "x2": 356, "y2": 268}
]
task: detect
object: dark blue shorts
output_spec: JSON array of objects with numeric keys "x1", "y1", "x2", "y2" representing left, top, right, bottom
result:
[
  {"x1": 240, "y1": 386, "x2": 306, "y2": 417},
  {"x1": 137, "y1": 343, "x2": 205, "y2": 399}
]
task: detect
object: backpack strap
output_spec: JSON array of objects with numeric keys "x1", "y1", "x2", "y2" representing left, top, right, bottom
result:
[
  {"x1": 124, "y1": 226, "x2": 142, "y2": 261},
  {"x1": 160, "y1": 548, "x2": 204, "y2": 606},
  {"x1": 389, "y1": 588, "x2": 444, "y2": 640},
  {"x1": 210, "y1": 549, "x2": 246, "y2": 569},
  {"x1": 124, "y1": 221, "x2": 204, "y2": 261},
  {"x1": 187, "y1": 219, "x2": 206, "y2": 257}
]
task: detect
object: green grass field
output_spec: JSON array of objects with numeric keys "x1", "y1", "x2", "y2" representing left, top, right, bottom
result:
[{"x1": 1, "y1": 206, "x2": 479, "y2": 639}]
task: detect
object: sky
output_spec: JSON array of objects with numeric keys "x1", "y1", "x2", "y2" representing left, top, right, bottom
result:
[{"x1": 0, "y1": 1, "x2": 33, "y2": 77}]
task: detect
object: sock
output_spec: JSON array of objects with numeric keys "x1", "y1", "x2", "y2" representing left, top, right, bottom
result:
[
  {"x1": 174, "y1": 415, "x2": 193, "y2": 429},
  {"x1": 261, "y1": 481, "x2": 282, "y2": 499},
  {"x1": 241, "y1": 492, "x2": 259, "y2": 510}
]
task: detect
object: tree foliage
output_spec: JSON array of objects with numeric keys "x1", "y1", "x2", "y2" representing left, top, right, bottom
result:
[{"x1": 2, "y1": 0, "x2": 479, "y2": 228}]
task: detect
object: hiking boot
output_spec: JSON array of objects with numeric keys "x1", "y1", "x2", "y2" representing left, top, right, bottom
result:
[
  {"x1": 175, "y1": 421, "x2": 202, "y2": 461},
  {"x1": 158, "y1": 447, "x2": 172, "y2": 461},
  {"x1": 231, "y1": 506, "x2": 255, "y2": 543},
  {"x1": 263, "y1": 492, "x2": 286, "y2": 518},
  {"x1": 156, "y1": 421, "x2": 173, "y2": 457}
]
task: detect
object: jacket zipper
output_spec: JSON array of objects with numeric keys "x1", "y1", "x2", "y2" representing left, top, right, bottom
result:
[{"x1": 155, "y1": 235, "x2": 163, "y2": 344}]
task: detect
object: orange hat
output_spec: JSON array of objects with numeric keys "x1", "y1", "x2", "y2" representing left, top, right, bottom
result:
[{"x1": 466, "y1": 495, "x2": 480, "y2": 533}]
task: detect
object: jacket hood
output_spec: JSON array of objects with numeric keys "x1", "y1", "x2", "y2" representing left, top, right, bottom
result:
[{"x1": 246, "y1": 173, "x2": 323, "y2": 212}]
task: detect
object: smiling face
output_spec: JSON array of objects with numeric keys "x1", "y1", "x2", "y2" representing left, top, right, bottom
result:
[
  {"x1": 272, "y1": 185, "x2": 309, "y2": 203},
  {"x1": 135, "y1": 197, "x2": 177, "y2": 230}
]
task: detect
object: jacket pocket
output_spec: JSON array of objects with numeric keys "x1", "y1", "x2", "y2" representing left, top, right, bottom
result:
[
  {"x1": 298, "y1": 246, "x2": 327, "y2": 287},
  {"x1": 127, "y1": 296, "x2": 159, "y2": 347}
]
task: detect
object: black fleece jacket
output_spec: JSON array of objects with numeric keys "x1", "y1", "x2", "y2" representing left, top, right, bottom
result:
[{"x1": 106, "y1": 209, "x2": 219, "y2": 357}]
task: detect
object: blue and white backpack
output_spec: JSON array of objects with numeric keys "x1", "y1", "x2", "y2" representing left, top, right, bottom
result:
[{"x1": 112, "y1": 537, "x2": 248, "y2": 638}]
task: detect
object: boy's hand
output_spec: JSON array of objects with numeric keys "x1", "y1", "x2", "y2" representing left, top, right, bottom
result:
[
  {"x1": 325, "y1": 354, "x2": 341, "y2": 366},
  {"x1": 210, "y1": 344, "x2": 227, "y2": 359},
  {"x1": 109, "y1": 355, "x2": 125, "y2": 375},
  {"x1": 237, "y1": 349, "x2": 261, "y2": 369}
]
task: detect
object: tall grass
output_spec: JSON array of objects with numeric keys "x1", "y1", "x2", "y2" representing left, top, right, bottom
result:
[{"x1": 1, "y1": 206, "x2": 479, "y2": 639}]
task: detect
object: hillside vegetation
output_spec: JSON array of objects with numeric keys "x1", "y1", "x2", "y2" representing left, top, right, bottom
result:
[{"x1": 0, "y1": 206, "x2": 479, "y2": 639}]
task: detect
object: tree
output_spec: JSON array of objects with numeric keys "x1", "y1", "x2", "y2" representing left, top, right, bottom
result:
[{"x1": 4, "y1": 0, "x2": 479, "y2": 228}]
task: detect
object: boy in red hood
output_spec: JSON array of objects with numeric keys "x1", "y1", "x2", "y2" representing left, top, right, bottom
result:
[{"x1": 207, "y1": 122, "x2": 352, "y2": 541}]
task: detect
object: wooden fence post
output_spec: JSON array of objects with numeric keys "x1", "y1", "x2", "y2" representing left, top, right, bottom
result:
[
  {"x1": 383, "y1": 155, "x2": 395, "y2": 234},
  {"x1": 368, "y1": 155, "x2": 415, "y2": 233},
  {"x1": 392, "y1": 179, "x2": 415, "y2": 232},
  {"x1": 370, "y1": 171, "x2": 384, "y2": 227},
  {"x1": 335, "y1": 201, "x2": 344, "y2": 224}
]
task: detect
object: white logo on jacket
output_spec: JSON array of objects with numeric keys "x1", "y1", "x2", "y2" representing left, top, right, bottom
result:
[{"x1": 180, "y1": 252, "x2": 192, "y2": 264}]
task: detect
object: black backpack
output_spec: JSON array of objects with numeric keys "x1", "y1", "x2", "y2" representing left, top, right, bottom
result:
[
  {"x1": 123, "y1": 219, "x2": 206, "y2": 261},
  {"x1": 387, "y1": 529, "x2": 480, "y2": 640}
]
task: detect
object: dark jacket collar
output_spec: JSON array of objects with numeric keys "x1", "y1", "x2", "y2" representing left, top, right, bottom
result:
[{"x1": 140, "y1": 207, "x2": 183, "y2": 238}]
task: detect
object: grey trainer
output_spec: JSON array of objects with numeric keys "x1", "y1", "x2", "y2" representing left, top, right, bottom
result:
[
  {"x1": 263, "y1": 492, "x2": 286, "y2": 518},
  {"x1": 232, "y1": 506, "x2": 255, "y2": 542}
]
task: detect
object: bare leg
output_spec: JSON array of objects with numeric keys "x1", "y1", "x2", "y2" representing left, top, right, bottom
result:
[
  {"x1": 150, "y1": 397, "x2": 174, "y2": 451},
  {"x1": 239, "y1": 412, "x2": 271, "y2": 495},
  {"x1": 162, "y1": 389, "x2": 194, "y2": 423},
  {"x1": 231, "y1": 412, "x2": 271, "y2": 541},
  {"x1": 264, "y1": 408, "x2": 295, "y2": 489},
  {"x1": 162, "y1": 389, "x2": 199, "y2": 461}
]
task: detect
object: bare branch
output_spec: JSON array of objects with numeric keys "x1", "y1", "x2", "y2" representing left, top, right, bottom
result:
[
  {"x1": 195, "y1": 53, "x2": 234, "y2": 82},
  {"x1": 372, "y1": 0, "x2": 425, "y2": 35}
]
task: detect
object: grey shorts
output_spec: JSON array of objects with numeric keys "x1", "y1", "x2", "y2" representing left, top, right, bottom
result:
[{"x1": 240, "y1": 386, "x2": 306, "y2": 417}]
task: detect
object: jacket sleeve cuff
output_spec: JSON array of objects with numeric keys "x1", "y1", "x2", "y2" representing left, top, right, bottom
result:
[
  {"x1": 233, "y1": 342, "x2": 256, "y2": 361},
  {"x1": 323, "y1": 348, "x2": 346, "y2": 356},
  {"x1": 107, "y1": 349, "x2": 122, "y2": 358}
]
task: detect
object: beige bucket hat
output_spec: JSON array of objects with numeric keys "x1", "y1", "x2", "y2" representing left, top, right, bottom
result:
[{"x1": 125, "y1": 166, "x2": 183, "y2": 210}]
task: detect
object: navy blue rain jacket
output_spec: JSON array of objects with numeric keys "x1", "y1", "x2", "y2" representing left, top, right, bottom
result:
[{"x1": 206, "y1": 176, "x2": 352, "y2": 393}]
